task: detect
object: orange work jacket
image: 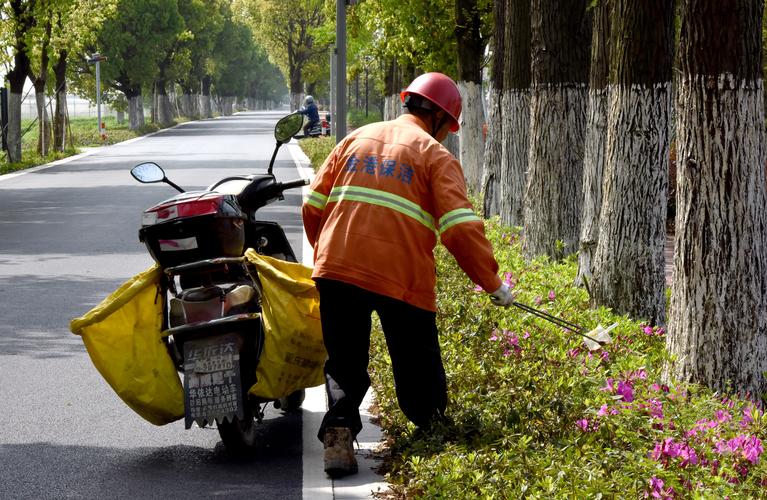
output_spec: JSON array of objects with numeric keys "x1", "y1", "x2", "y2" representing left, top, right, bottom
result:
[{"x1": 302, "y1": 114, "x2": 502, "y2": 312}]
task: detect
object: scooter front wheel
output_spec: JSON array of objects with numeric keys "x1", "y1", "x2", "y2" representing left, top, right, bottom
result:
[{"x1": 217, "y1": 410, "x2": 258, "y2": 454}]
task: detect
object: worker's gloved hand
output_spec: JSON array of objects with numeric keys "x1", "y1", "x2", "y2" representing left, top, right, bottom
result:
[{"x1": 489, "y1": 283, "x2": 513, "y2": 307}]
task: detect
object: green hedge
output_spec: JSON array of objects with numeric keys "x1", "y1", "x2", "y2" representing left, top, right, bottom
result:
[{"x1": 369, "y1": 219, "x2": 767, "y2": 498}]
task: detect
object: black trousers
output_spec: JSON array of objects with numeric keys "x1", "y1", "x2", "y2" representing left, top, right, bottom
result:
[{"x1": 315, "y1": 278, "x2": 447, "y2": 441}]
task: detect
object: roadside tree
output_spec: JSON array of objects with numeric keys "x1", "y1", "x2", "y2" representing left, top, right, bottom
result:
[
  {"x1": 522, "y1": 0, "x2": 591, "y2": 259},
  {"x1": 94, "y1": 0, "x2": 184, "y2": 130},
  {"x1": 590, "y1": 0, "x2": 673, "y2": 324},
  {"x1": 455, "y1": 0, "x2": 491, "y2": 193},
  {"x1": 3, "y1": 0, "x2": 34, "y2": 163},
  {"x1": 239, "y1": 0, "x2": 329, "y2": 110},
  {"x1": 499, "y1": 0, "x2": 530, "y2": 227},
  {"x1": 574, "y1": 0, "x2": 610, "y2": 287},
  {"x1": 667, "y1": 0, "x2": 767, "y2": 398}
]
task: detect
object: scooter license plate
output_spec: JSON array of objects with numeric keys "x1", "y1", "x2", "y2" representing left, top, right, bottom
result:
[
  {"x1": 183, "y1": 333, "x2": 244, "y2": 429},
  {"x1": 193, "y1": 354, "x2": 234, "y2": 373}
]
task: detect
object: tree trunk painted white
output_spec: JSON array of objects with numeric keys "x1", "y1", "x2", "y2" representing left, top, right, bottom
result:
[
  {"x1": 291, "y1": 93, "x2": 302, "y2": 112},
  {"x1": 523, "y1": 84, "x2": 587, "y2": 259},
  {"x1": 179, "y1": 93, "x2": 192, "y2": 118},
  {"x1": 157, "y1": 94, "x2": 174, "y2": 126},
  {"x1": 667, "y1": 75, "x2": 767, "y2": 396},
  {"x1": 458, "y1": 81, "x2": 485, "y2": 194},
  {"x1": 128, "y1": 95, "x2": 145, "y2": 130},
  {"x1": 7, "y1": 92, "x2": 22, "y2": 163},
  {"x1": 54, "y1": 88, "x2": 67, "y2": 152},
  {"x1": 35, "y1": 90, "x2": 51, "y2": 156},
  {"x1": 482, "y1": 85, "x2": 502, "y2": 217},
  {"x1": 221, "y1": 96, "x2": 234, "y2": 116},
  {"x1": 501, "y1": 88, "x2": 529, "y2": 228},
  {"x1": 384, "y1": 93, "x2": 402, "y2": 121},
  {"x1": 575, "y1": 88, "x2": 608, "y2": 286},
  {"x1": 592, "y1": 84, "x2": 670, "y2": 323},
  {"x1": 443, "y1": 132, "x2": 460, "y2": 159},
  {"x1": 200, "y1": 94, "x2": 212, "y2": 118}
]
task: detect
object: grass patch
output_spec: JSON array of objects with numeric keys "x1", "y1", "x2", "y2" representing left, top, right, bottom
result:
[
  {"x1": 1, "y1": 116, "x2": 176, "y2": 174},
  {"x1": 298, "y1": 136, "x2": 335, "y2": 171},
  {"x1": 371, "y1": 219, "x2": 767, "y2": 497}
]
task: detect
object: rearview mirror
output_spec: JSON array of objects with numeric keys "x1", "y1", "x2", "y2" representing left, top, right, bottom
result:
[
  {"x1": 131, "y1": 162, "x2": 165, "y2": 183},
  {"x1": 274, "y1": 113, "x2": 304, "y2": 143}
]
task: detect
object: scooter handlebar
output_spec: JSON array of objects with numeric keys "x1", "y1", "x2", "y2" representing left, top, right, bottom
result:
[{"x1": 279, "y1": 178, "x2": 310, "y2": 191}]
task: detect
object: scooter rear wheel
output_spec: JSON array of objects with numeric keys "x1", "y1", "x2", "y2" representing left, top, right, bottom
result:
[
  {"x1": 217, "y1": 411, "x2": 258, "y2": 454},
  {"x1": 276, "y1": 389, "x2": 305, "y2": 412}
]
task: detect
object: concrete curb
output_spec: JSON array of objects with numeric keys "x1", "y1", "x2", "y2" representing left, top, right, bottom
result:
[{"x1": 288, "y1": 142, "x2": 389, "y2": 499}]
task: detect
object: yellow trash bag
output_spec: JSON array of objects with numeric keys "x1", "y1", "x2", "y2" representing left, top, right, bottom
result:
[
  {"x1": 245, "y1": 249, "x2": 326, "y2": 400},
  {"x1": 69, "y1": 265, "x2": 184, "y2": 425}
]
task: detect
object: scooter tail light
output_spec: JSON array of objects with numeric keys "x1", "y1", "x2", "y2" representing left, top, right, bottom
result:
[{"x1": 146, "y1": 195, "x2": 224, "y2": 223}]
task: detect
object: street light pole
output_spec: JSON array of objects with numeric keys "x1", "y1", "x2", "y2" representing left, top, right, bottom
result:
[{"x1": 87, "y1": 53, "x2": 108, "y2": 140}]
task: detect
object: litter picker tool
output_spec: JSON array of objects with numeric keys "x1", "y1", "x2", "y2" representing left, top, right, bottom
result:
[{"x1": 511, "y1": 301, "x2": 617, "y2": 351}]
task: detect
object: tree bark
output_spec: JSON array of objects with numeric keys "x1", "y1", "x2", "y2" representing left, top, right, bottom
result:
[
  {"x1": 523, "y1": 0, "x2": 591, "y2": 260},
  {"x1": 591, "y1": 0, "x2": 673, "y2": 324},
  {"x1": 34, "y1": 89, "x2": 51, "y2": 156},
  {"x1": 455, "y1": 0, "x2": 486, "y2": 194},
  {"x1": 127, "y1": 90, "x2": 145, "y2": 130},
  {"x1": 7, "y1": 92, "x2": 23, "y2": 163},
  {"x1": 575, "y1": 0, "x2": 611, "y2": 286},
  {"x1": 383, "y1": 59, "x2": 403, "y2": 121},
  {"x1": 6, "y1": 0, "x2": 32, "y2": 163},
  {"x1": 201, "y1": 76, "x2": 213, "y2": 118},
  {"x1": 53, "y1": 49, "x2": 68, "y2": 152},
  {"x1": 500, "y1": 0, "x2": 531, "y2": 228},
  {"x1": 156, "y1": 79, "x2": 174, "y2": 126},
  {"x1": 666, "y1": 0, "x2": 767, "y2": 397}
]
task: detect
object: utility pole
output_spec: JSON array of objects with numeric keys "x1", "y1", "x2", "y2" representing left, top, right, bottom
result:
[
  {"x1": 330, "y1": 49, "x2": 336, "y2": 137},
  {"x1": 335, "y1": 0, "x2": 354, "y2": 142},
  {"x1": 87, "y1": 53, "x2": 107, "y2": 140}
]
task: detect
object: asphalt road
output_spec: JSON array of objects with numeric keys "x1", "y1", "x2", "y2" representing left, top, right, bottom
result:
[{"x1": 0, "y1": 111, "x2": 309, "y2": 499}]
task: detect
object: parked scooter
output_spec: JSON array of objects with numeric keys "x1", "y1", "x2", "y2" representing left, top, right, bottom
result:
[{"x1": 129, "y1": 112, "x2": 309, "y2": 452}]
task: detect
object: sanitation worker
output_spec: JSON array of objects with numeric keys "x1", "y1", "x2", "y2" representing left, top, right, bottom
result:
[{"x1": 302, "y1": 72, "x2": 512, "y2": 478}]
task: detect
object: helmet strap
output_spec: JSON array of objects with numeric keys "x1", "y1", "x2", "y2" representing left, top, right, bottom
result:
[{"x1": 430, "y1": 112, "x2": 449, "y2": 139}]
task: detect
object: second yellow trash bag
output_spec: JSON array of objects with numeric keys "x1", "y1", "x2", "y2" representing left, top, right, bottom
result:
[
  {"x1": 69, "y1": 266, "x2": 184, "y2": 426},
  {"x1": 245, "y1": 249, "x2": 326, "y2": 400}
]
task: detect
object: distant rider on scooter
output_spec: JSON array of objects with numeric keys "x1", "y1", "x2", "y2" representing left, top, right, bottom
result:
[{"x1": 298, "y1": 95, "x2": 320, "y2": 136}]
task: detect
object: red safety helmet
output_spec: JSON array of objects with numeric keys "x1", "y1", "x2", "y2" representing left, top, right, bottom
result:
[{"x1": 400, "y1": 72, "x2": 462, "y2": 132}]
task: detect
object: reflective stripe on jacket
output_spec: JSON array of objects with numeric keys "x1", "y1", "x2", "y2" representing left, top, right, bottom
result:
[{"x1": 302, "y1": 114, "x2": 501, "y2": 311}]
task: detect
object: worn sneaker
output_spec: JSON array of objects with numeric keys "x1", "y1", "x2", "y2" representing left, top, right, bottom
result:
[{"x1": 323, "y1": 427, "x2": 358, "y2": 478}]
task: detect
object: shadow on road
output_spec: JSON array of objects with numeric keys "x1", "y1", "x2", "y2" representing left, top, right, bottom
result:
[{"x1": 0, "y1": 411, "x2": 304, "y2": 499}]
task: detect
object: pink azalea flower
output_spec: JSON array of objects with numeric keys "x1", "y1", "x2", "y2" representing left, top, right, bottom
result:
[
  {"x1": 649, "y1": 476, "x2": 664, "y2": 498},
  {"x1": 489, "y1": 329, "x2": 499, "y2": 341},
  {"x1": 601, "y1": 378, "x2": 615, "y2": 392},
  {"x1": 715, "y1": 410, "x2": 732, "y2": 424},
  {"x1": 616, "y1": 380, "x2": 634, "y2": 402},
  {"x1": 647, "y1": 399, "x2": 664, "y2": 419},
  {"x1": 597, "y1": 404, "x2": 620, "y2": 417},
  {"x1": 567, "y1": 348, "x2": 580, "y2": 358},
  {"x1": 575, "y1": 418, "x2": 597, "y2": 432},
  {"x1": 503, "y1": 271, "x2": 513, "y2": 287},
  {"x1": 534, "y1": 295, "x2": 543, "y2": 305},
  {"x1": 643, "y1": 325, "x2": 654, "y2": 335},
  {"x1": 473, "y1": 284, "x2": 483, "y2": 292},
  {"x1": 523, "y1": 331, "x2": 531, "y2": 339},
  {"x1": 742, "y1": 436, "x2": 763, "y2": 464},
  {"x1": 548, "y1": 290, "x2": 556, "y2": 301},
  {"x1": 506, "y1": 331, "x2": 519, "y2": 347}
]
